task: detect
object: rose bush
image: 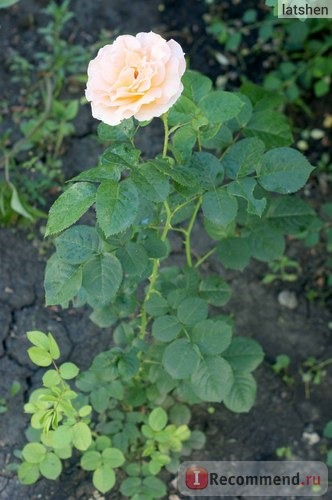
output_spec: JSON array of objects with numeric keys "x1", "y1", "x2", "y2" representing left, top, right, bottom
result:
[
  {"x1": 85, "y1": 31, "x2": 186, "y2": 125},
  {"x1": 19, "y1": 31, "x2": 317, "y2": 498}
]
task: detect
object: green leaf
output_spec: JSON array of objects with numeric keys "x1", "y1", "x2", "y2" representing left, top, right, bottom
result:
[
  {"x1": 145, "y1": 294, "x2": 169, "y2": 317},
  {"x1": 190, "y1": 152, "x2": 224, "y2": 189},
  {"x1": 1, "y1": 0, "x2": 20, "y2": 7},
  {"x1": 223, "y1": 138, "x2": 265, "y2": 179},
  {"x1": 202, "y1": 189, "x2": 238, "y2": 226},
  {"x1": 96, "y1": 179, "x2": 138, "y2": 236},
  {"x1": 191, "y1": 357, "x2": 234, "y2": 402},
  {"x1": 229, "y1": 92, "x2": 253, "y2": 129},
  {"x1": 323, "y1": 421, "x2": 332, "y2": 439},
  {"x1": 70, "y1": 164, "x2": 121, "y2": 183},
  {"x1": 187, "y1": 430, "x2": 206, "y2": 450},
  {"x1": 120, "y1": 477, "x2": 142, "y2": 496},
  {"x1": 54, "y1": 446, "x2": 72, "y2": 459},
  {"x1": 22, "y1": 443, "x2": 47, "y2": 464},
  {"x1": 171, "y1": 126, "x2": 197, "y2": 163},
  {"x1": 125, "y1": 463, "x2": 141, "y2": 477},
  {"x1": 116, "y1": 242, "x2": 149, "y2": 277},
  {"x1": 118, "y1": 350, "x2": 139, "y2": 380},
  {"x1": 170, "y1": 404, "x2": 191, "y2": 425},
  {"x1": 258, "y1": 148, "x2": 314, "y2": 194},
  {"x1": 28, "y1": 347, "x2": 53, "y2": 367},
  {"x1": 27, "y1": 331, "x2": 49, "y2": 350},
  {"x1": 10, "y1": 183, "x2": 33, "y2": 220},
  {"x1": 132, "y1": 162, "x2": 170, "y2": 202},
  {"x1": 243, "y1": 111, "x2": 293, "y2": 149},
  {"x1": 266, "y1": 196, "x2": 316, "y2": 234},
  {"x1": 217, "y1": 237, "x2": 251, "y2": 270},
  {"x1": 44, "y1": 254, "x2": 82, "y2": 307},
  {"x1": 90, "y1": 306, "x2": 117, "y2": 328},
  {"x1": 72, "y1": 422, "x2": 92, "y2": 451},
  {"x1": 102, "y1": 448, "x2": 125, "y2": 468},
  {"x1": 182, "y1": 70, "x2": 213, "y2": 102},
  {"x1": 81, "y1": 450, "x2": 102, "y2": 471},
  {"x1": 46, "y1": 182, "x2": 97, "y2": 236},
  {"x1": 243, "y1": 109, "x2": 293, "y2": 149},
  {"x1": 224, "y1": 372, "x2": 257, "y2": 412},
  {"x1": 93, "y1": 466, "x2": 116, "y2": 494},
  {"x1": 79, "y1": 405, "x2": 92, "y2": 417},
  {"x1": 142, "y1": 476, "x2": 167, "y2": 498},
  {"x1": 148, "y1": 407, "x2": 168, "y2": 432},
  {"x1": 166, "y1": 165, "x2": 198, "y2": 191},
  {"x1": 204, "y1": 218, "x2": 236, "y2": 241},
  {"x1": 177, "y1": 297, "x2": 208, "y2": 326},
  {"x1": 228, "y1": 178, "x2": 266, "y2": 217},
  {"x1": 108, "y1": 380, "x2": 124, "y2": 400},
  {"x1": 168, "y1": 95, "x2": 198, "y2": 126},
  {"x1": 39, "y1": 452, "x2": 62, "y2": 480},
  {"x1": 326, "y1": 450, "x2": 332, "y2": 467},
  {"x1": 90, "y1": 387, "x2": 110, "y2": 413},
  {"x1": 163, "y1": 339, "x2": 200, "y2": 379},
  {"x1": 82, "y1": 253, "x2": 123, "y2": 307},
  {"x1": 223, "y1": 337, "x2": 264, "y2": 372},
  {"x1": 142, "y1": 230, "x2": 169, "y2": 259},
  {"x1": 95, "y1": 436, "x2": 112, "y2": 451},
  {"x1": 152, "y1": 315, "x2": 182, "y2": 342},
  {"x1": 314, "y1": 79, "x2": 329, "y2": 97},
  {"x1": 42, "y1": 369, "x2": 61, "y2": 387},
  {"x1": 198, "y1": 276, "x2": 232, "y2": 306},
  {"x1": 48, "y1": 332, "x2": 60, "y2": 359},
  {"x1": 201, "y1": 123, "x2": 233, "y2": 150},
  {"x1": 59, "y1": 362, "x2": 79, "y2": 380},
  {"x1": 199, "y1": 91, "x2": 244, "y2": 124},
  {"x1": 18, "y1": 462, "x2": 40, "y2": 485},
  {"x1": 98, "y1": 118, "x2": 134, "y2": 142},
  {"x1": 102, "y1": 143, "x2": 140, "y2": 168},
  {"x1": 247, "y1": 223, "x2": 285, "y2": 262},
  {"x1": 191, "y1": 319, "x2": 232, "y2": 355},
  {"x1": 9, "y1": 380, "x2": 21, "y2": 396},
  {"x1": 51, "y1": 426, "x2": 73, "y2": 448},
  {"x1": 55, "y1": 225, "x2": 99, "y2": 265}
]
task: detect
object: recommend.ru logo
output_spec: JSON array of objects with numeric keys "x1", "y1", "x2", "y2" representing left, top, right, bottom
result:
[{"x1": 179, "y1": 461, "x2": 328, "y2": 496}]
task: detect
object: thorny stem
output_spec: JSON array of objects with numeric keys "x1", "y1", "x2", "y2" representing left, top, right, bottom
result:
[
  {"x1": 184, "y1": 196, "x2": 202, "y2": 267},
  {"x1": 139, "y1": 200, "x2": 172, "y2": 338},
  {"x1": 162, "y1": 113, "x2": 169, "y2": 158}
]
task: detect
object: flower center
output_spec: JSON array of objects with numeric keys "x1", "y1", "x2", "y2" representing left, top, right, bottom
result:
[{"x1": 133, "y1": 68, "x2": 139, "y2": 79}]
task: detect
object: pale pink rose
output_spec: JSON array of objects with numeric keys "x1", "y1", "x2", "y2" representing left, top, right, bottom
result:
[{"x1": 85, "y1": 32, "x2": 186, "y2": 126}]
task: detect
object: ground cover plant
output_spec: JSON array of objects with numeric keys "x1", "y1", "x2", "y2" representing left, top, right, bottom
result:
[
  {"x1": 0, "y1": 0, "x2": 90, "y2": 224},
  {"x1": 205, "y1": 0, "x2": 332, "y2": 109},
  {"x1": 14, "y1": 26, "x2": 324, "y2": 496}
]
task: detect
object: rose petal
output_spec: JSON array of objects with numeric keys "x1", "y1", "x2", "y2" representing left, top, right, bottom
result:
[{"x1": 85, "y1": 31, "x2": 186, "y2": 125}]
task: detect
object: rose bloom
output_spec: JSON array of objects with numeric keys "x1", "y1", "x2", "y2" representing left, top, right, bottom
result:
[{"x1": 85, "y1": 31, "x2": 186, "y2": 126}]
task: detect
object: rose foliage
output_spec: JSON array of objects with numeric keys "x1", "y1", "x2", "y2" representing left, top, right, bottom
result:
[{"x1": 18, "y1": 33, "x2": 317, "y2": 497}]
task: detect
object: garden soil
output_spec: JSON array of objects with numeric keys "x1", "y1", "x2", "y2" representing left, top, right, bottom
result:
[{"x1": 0, "y1": 0, "x2": 331, "y2": 499}]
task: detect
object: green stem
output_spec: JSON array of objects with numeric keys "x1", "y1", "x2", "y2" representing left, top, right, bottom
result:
[
  {"x1": 139, "y1": 200, "x2": 172, "y2": 338},
  {"x1": 311, "y1": 358, "x2": 332, "y2": 371},
  {"x1": 184, "y1": 196, "x2": 202, "y2": 267},
  {"x1": 194, "y1": 247, "x2": 216, "y2": 268},
  {"x1": 172, "y1": 196, "x2": 198, "y2": 215},
  {"x1": 4, "y1": 155, "x2": 10, "y2": 184},
  {"x1": 161, "y1": 113, "x2": 169, "y2": 158}
]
